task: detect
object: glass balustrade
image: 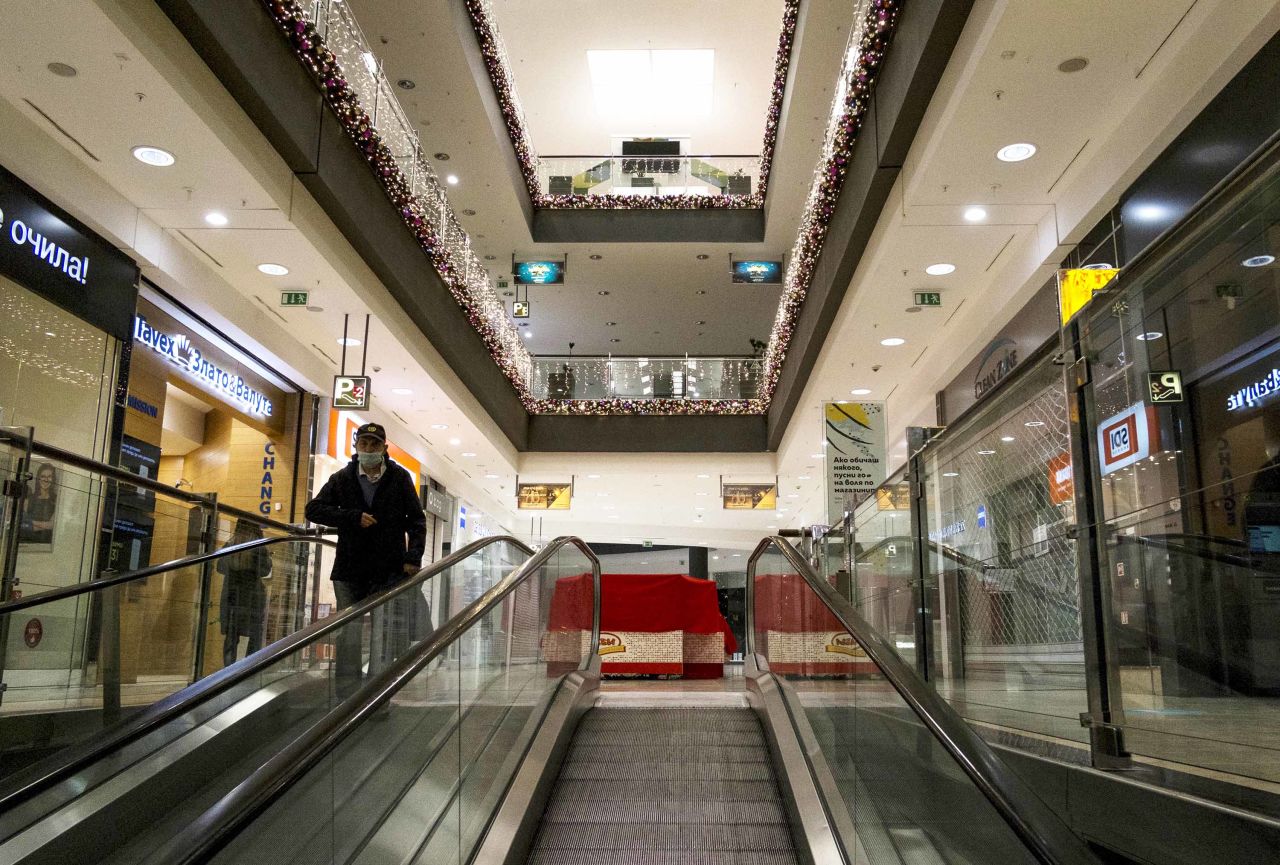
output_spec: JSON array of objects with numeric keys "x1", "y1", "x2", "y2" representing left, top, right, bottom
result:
[
  {"x1": 531, "y1": 356, "x2": 763, "y2": 401},
  {"x1": 536, "y1": 155, "x2": 763, "y2": 199}
]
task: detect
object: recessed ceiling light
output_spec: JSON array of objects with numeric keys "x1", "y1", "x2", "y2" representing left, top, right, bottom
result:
[
  {"x1": 797, "y1": 475, "x2": 810, "y2": 480},
  {"x1": 1001, "y1": 436, "x2": 1016, "y2": 442},
  {"x1": 810, "y1": 452, "x2": 825, "y2": 459},
  {"x1": 1082, "y1": 262, "x2": 1114, "y2": 270},
  {"x1": 391, "y1": 387, "x2": 413, "y2": 395},
  {"x1": 258, "y1": 263, "x2": 289, "y2": 276},
  {"x1": 485, "y1": 473, "x2": 500, "y2": 479},
  {"x1": 786, "y1": 494, "x2": 799, "y2": 499},
  {"x1": 461, "y1": 452, "x2": 476, "y2": 457},
  {"x1": 43, "y1": 330, "x2": 56, "y2": 337},
  {"x1": 306, "y1": 305, "x2": 325, "y2": 312},
  {"x1": 47, "y1": 62, "x2": 77, "y2": 77},
  {"x1": 396, "y1": 78, "x2": 416, "y2": 90},
  {"x1": 484, "y1": 255, "x2": 497, "y2": 261},
  {"x1": 337, "y1": 337, "x2": 361, "y2": 346},
  {"x1": 204, "y1": 211, "x2": 229, "y2": 227},
  {"x1": 696, "y1": 290, "x2": 707, "y2": 295},
  {"x1": 695, "y1": 507, "x2": 705, "y2": 511},
  {"x1": 978, "y1": 449, "x2": 996, "y2": 456},
  {"x1": 598, "y1": 290, "x2": 610, "y2": 296},
  {"x1": 696, "y1": 474, "x2": 710, "y2": 479},
  {"x1": 449, "y1": 438, "x2": 461, "y2": 446},
  {"x1": 132, "y1": 145, "x2": 175, "y2": 167},
  {"x1": 523, "y1": 331, "x2": 533, "y2": 338},
  {"x1": 430, "y1": 424, "x2": 449, "y2": 430},
  {"x1": 1058, "y1": 57, "x2": 1089, "y2": 73},
  {"x1": 963, "y1": 206, "x2": 987, "y2": 222},
  {"x1": 925, "y1": 263, "x2": 956, "y2": 276},
  {"x1": 1131, "y1": 203, "x2": 1168, "y2": 222},
  {"x1": 996, "y1": 142, "x2": 1036, "y2": 162},
  {"x1": 610, "y1": 338, "x2": 621, "y2": 343},
  {"x1": 1243, "y1": 255, "x2": 1275, "y2": 268},
  {"x1": 434, "y1": 152, "x2": 450, "y2": 161},
  {"x1": 943, "y1": 471, "x2": 959, "y2": 478},
  {"x1": 697, "y1": 254, "x2": 710, "y2": 260},
  {"x1": 461, "y1": 209, "x2": 477, "y2": 216},
  {"x1": 880, "y1": 337, "x2": 906, "y2": 346},
  {"x1": 606, "y1": 321, "x2": 617, "y2": 326},
  {"x1": 1025, "y1": 420, "x2": 1046, "y2": 428},
  {"x1": 446, "y1": 175, "x2": 459, "y2": 186},
  {"x1": 589, "y1": 254, "x2": 603, "y2": 260},
  {"x1": 1135, "y1": 331, "x2": 1163, "y2": 341},
  {"x1": 851, "y1": 388, "x2": 871, "y2": 395}
]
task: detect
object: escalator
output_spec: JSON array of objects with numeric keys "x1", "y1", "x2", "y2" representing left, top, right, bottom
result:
[
  {"x1": 0, "y1": 534, "x2": 534, "y2": 864},
  {"x1": 29, "y1": 533, "x2": 1107, "y2": 865}
]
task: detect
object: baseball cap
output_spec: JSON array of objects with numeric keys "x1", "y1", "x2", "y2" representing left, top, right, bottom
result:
[{"x1": 354, "y1": 422, "x2": 386, "y2": 443}]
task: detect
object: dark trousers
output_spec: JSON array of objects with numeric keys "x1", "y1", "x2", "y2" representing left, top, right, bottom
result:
[
  {"x1": 333, "y1": 579, "x2": 434, "y2": 698},
  {"x1": 221, "y1": 614, "x2": 263, "y2": 668}
]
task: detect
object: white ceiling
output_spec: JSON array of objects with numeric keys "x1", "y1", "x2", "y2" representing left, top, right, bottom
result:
[{"x1": 489, "y1": 0, "x2": 785, "y2": 156}]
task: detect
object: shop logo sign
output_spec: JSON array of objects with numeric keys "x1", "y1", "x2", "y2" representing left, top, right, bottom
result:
[
  {"x1": 977, "y1": 505, "x2": 988, "y2": 529},
  {"x1": 2, "y1": 209, "x2": 90, "y2": 285},
  {"x1": 929, "y1": 520, "x2": 966, "y2": 542},
  {"x1": 133, "y1": 316, "x2": 274, "y2": 417},
  {"x1": 1048, "y1": 452, "x2": 1074, "y2": 505},
  {"x1": 824, "y1": 632, "x2": 865, "y2": 657},
  {"x1": 332, "y1": 375, "x2": 371, "y2": 410},
  {"x1": 1147, "y1": 371, "x2": 1184, "y2": 403},
  {"x1": 973, "y1": 338, "x2": 1018, "y2": 400},
  {"x1": 1097, "y1": 403, "x2": 1151, "y2": 475},
  {"x1": 598, "y1": 632, "x2": 626, "y2": 655},
  {"x1": 1226, "y1": 367, "x2": 1280, "y2": 412}
]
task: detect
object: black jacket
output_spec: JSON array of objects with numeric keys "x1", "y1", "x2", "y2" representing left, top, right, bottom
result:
[{"x1": 305, "y1": 456, "x2": 427, "y2": 589}]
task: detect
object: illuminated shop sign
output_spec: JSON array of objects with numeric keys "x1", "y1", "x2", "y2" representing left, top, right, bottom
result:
[
  {"x1": 1226, "y1": 367, "x2": 1280, "y2": 412},
  {"x1": 513, "y1": 261, "x2": 564, "y2": 285},
  {"x1": 929, "y1": 520, "x2": 966, "y2": 542},
  {"x1": 1096, "y1": 402, "x2": 1151, "y2": 476},
  {"x1": 133, "y1": 315, "x2": 274, "y2": 417},
  {"x1": 5, "y1": 216, "x2": 90, "y2": 285}
]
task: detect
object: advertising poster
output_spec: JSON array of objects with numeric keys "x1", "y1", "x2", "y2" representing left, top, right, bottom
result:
[
  {"x1": 824, "y1": 402, "x2": 886, "y2": 523},
  {"x1": 518, "y1": 483, "x2": 572, "y2": 510},
  {"x1": 731, "y1": 260, "x2": 782, "y2": 284},
  {"x1": 722, "y1": 483, "x2": 777, "y2": 510}
]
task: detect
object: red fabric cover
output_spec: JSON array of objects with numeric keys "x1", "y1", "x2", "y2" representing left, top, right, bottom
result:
[
  {"x1": 753, "y1": 573, "x2": 846, "y2": 632},
  {"x1": 547, "y1": 572, "x2": 738, "y2": 655}
]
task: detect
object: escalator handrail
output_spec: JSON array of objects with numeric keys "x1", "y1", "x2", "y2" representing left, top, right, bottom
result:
[
  {"x1": 0, "y1": 532, "x2": 334, "y2": 615},
  {"x1": 1117, "y1": 532, "x2": 1264, "y2": 569},
  {"x1": 0, "y1": 427, "x2": 305, "y2": 535},
  {"x1": 747, "y1": 535, "x2": 1102, "y2": 865},
  {"x1": 152, "y1": 535, "x2": 600, "y2": 865},
  {"x1": 0, "y1": 533, "x2": 535, "y2": 814}
]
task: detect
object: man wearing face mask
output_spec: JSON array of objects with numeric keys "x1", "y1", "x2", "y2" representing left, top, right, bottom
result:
[{"x1": 306, "y1": 422, "x2": 428, "y2": 693}]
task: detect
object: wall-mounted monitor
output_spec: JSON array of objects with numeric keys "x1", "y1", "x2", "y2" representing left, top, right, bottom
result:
[
  {"x1": 732, "y1": 260, "x2": 782, "y2": 284},
  {"x1": 622, "y1": 139, "x2": 681, "y2": 156},
  {"x1": 514, "y1": 260, "x2": 565, "y2": 285}
]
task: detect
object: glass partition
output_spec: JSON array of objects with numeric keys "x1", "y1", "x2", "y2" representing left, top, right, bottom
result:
[
  {"x1": 848, "y1": 467, "x2": 919, "y2": 669},
  {"x1": 535, "y1": 155, "x2": 763, "y2": 199},
  {"x1": 206, "y1": 543, "x2": 594, "y2": 865},
  {"x1": 750, "y1": 543, "x2": 1039, "y2": 865},
  {"x1": 0, "y1": 539, "x2": 532, "y2": 859}
]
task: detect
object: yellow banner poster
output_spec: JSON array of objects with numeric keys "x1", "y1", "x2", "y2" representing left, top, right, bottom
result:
[
  {"x1": 824, "y1": 401, "x2": 886, "y2": 523},
  {"x1": 1058, "y1": 268, "x2": 1119, "y2": 325},
  {"x1": 517, "y1": 483, "x2": 572, "y2": 510},
  {"x1": 722, "y1": 483, "x2": 777, "y2": 510}
]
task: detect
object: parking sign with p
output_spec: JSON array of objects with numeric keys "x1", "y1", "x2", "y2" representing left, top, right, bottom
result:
[
  {"x1": 333, "y1": 375, "x2": 371, "y2": 410},
  {"x1": 1147, "y1": 370, "x2": 1184, "y2": 403}
]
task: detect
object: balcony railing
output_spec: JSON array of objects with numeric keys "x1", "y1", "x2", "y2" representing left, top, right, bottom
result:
[
  {"x1": 531, "y1": 356, "x2": 763, "y2": 401},
  {"x1": 536, "y1": 156, "x2": 762, "y2": 200}
]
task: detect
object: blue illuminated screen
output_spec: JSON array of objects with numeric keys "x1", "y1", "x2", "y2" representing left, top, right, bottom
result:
[
  {"x1": 514, "y1": 260, "x2": 565, "y2": 285},
  {"x1": 731, "y1": 260, "x2": 782, "y2": 284}
]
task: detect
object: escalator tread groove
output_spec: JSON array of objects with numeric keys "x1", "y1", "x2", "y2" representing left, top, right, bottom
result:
[{"x1": 528, "y1": 707, "x2": 799, "y2": 865}]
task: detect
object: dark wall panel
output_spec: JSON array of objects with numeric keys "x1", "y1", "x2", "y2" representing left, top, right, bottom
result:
[
  {"x1": 528, "y1": 414, "x2": 768, "y2": 452},
  {"x1": 532, "y1": 208, "x2": 767, "y2": 244}
]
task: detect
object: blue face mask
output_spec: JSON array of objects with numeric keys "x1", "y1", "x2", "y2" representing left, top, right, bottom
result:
[{"x1": 357, "y1": 451, "x2": 384, "y2": 469}]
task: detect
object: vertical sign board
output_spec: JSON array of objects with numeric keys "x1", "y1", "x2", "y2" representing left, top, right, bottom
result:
[
  {"x1": 824, "y1": 402, "x2": 887, "y2": 523},
  {"x1": 1096, "y1": 403, "x2": 1154, "y2": 476},
  {"x1": 333, "y1": 376, "x2": 371, "y2": 411}
]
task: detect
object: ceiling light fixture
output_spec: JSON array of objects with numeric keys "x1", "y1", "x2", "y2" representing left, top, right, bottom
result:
[
  {"x1": 1001, "y1": 435, "x2": 1016, "y2": 442},
  {"x1": 1135, "y1": 331, "x2": 1163, "y2": 341},
  {"x1": 925, "y1": 263, "x2": 956, "y2": 276},
  {"x1": 880, "y1": 337, "x2": 906, "y2": 346},
  {"x1": 943, "y1": 471, "x2": 959, "y2": 478},
  {"x1": 461, "y1": 209, "x2": 477, "y2": 216},
  {"x1": 1058, "y1": 57, "x2": 1089, "y2": 73},
  {"x1": 449, "y1": 438, "x2": 461, "y2": 446},
  {"x1": 1025, "y1": 420, "x2": 1046, "y2": 428},
  {"x1": 131, "y1": 145, "x2": 175, "y2": 167},
  {"x1": 696, "y1": 254, "x2": 710, "y2": 260},
  {"x1": 587, "y1": 474, "x2": 601, "y2": 479},
  {"x1": 258, "y1": 263, "x2": 289, "y2": 276},
  {"x1": 797, "y1": 475, "x2": 810, "y2": 480},
  {"x1": 204, "y1": 211, "x2": 229, "y2": 227},
  {"x1": 606, "y1": 321, "x2": 617, "y2": 326},
  {"x1": 1243, "y1": 255, "x2": 1275, "y2": 268},
  {"x1": 485, "y1": 473, "x2": 500, "y2": 479},
  {"x1": 589, "y1": 254, "x2": 603, "y2": 260},
  {"x1": 963, "y1": 206, "x2": 987, "y2": 222},
  {"x1": 978, "y1": 449, "x2": 996, "y2": 456},
  {"x1": 430, "y1": 424, "x2": 449, "y2": 430},
  {"x1": 391, "y1": 387, "x2": 413, "y2": 395},
  {"x1": 523, "y1": 331, "x2": 533, "y2": 338},
  {"x1": 996, "y1": 142, "x2": 1036, "y2": 162},
  {"x1": 610, "y1": 338, "x2": 621, "y2": 343},
  {"x1": 1082, "y1": 262, "x2": 1114, "y2": 270},
  {"x1": 587, "y1": 48, "x2": 714, "y2": 121},
  {"x1": 337, "y1": 337, "x2": 361, "y2": 347},
  {"x1": 47, "y1": 62, "x2": 77, "y2": 77},
  {"x1": 461, "y1": 452, "x2": 476, "y2": 457},
  {"x1": 396, "y1": 78, "x2": 416, "y2": 90},
  {"x1": 446, "y1": 175, "x2": 459, "y2": 186},
  {"x1": 433, "y1": 152, "x2": 450, "y2": 161},
  {"x1": 851, "y1": 388, "x2": 871, "y2": 395},
  {"x1": 598, "y1": 290, "x2": 610, "y2": 296}
]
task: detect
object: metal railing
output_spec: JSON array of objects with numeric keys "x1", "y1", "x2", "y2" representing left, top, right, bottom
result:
[
  {"x1": 746, "y1": 535, "x2": 1102, "y2": 865},
  {"x1": 531, "y1": 356, "x2": 762, "y2": 401},
  {"x1": 536, "y1": 155, "x2": 762, "y2": 199}
]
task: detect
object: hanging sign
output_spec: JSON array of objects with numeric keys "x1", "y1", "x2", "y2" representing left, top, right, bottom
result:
[
  {"x1": 825, "y1": 402, "x2": 887, "y2": 523},
  {"x1": 1096, "y1": 402, "x2": 1153, "y2": 476},
  {"x1": 1058, "y1": 268, "x2": 1119, "y2": 325},
  {"x1": 722, "y1": 483, "x2": 777, "y2": 510},
  {"x1": 333, "y1": 375, "x2": 371, "y2": 410},
  {"x1": 1147, "y1": 371, "x2": 1184, "y2": 404},
  {"x1": 913, "y1": 291, "x2": 942, "y2": 307},
  {"x1": 1047, "y1": 452, "x2": 1074, "y2": 505},
  {"x1": 280, "y1": 291, "x2": 309, "y2": 306},
  {"x1": 518, "y1": 483, "x2": 572, "y2": 510},
  {"x1": 512, "y1": 300, "x2": 530, "y2": 318}
]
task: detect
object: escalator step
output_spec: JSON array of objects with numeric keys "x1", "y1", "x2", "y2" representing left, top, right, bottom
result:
[
  {"x1": 542, "y1": 798, "x2": 790, "y2": 826},
  {"x1": 532, "y1": 822, "x2": 795, "y2": 851},
  {"x1": 578, "y1": 709, "x2": 760, "y2": 733},
  {"x1": 558, "y1": 760, "x2": 776, "y2": 782},
  {"x1": 571, "y1": 727, "x2": 766, "y2": 748},
  {"x1": 566, "y1": 743, "x2": 769, "y2": 765},
  {"x1": 527, "y1": 852, "x2": 799, "y2": 865},
  {"x1": 547, "y1": 779, "x2": 782, "y2": 803}
]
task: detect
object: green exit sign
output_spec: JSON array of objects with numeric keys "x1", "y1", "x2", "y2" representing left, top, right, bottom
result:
[
  {"x1": 913, "y1": 291, "x2": 942, "y2": 307},
  {"x1": 280, "y1": 291, "x2": 309, "y2": 307}
]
